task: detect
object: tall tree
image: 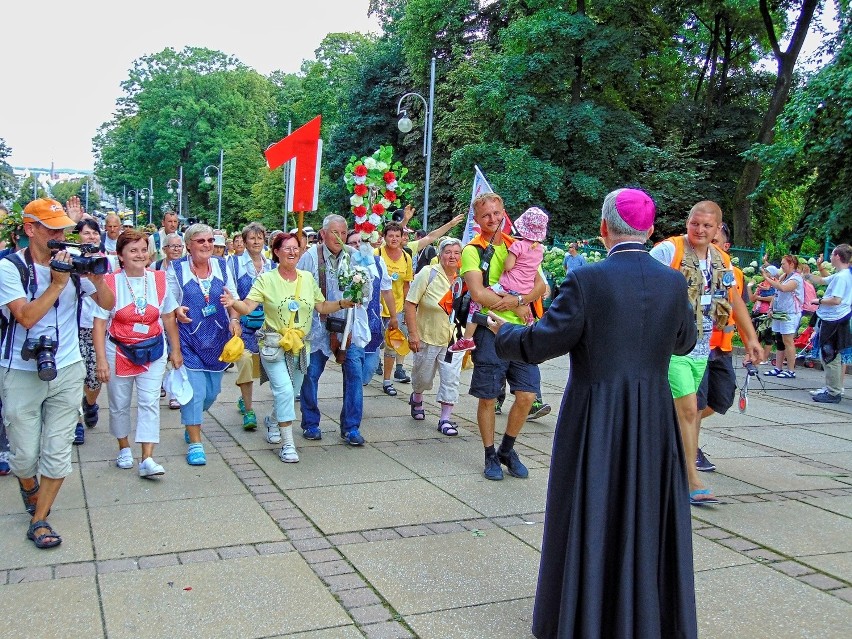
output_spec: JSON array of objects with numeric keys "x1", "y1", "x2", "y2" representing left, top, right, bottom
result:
[{"x1": 731, "y1": 0, "x2": 820, "y2": 244}]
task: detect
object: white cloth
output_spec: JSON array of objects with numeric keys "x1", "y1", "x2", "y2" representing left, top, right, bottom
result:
[
  {"x1": 0, "y1": 251, "x2": 96, "y2": 371},
  {"x1": 817, "y1": 270, "x2": 852, "y2": 321},
  {"x1": 105, "y1": 340, "x2": 167, "y2": 443}
]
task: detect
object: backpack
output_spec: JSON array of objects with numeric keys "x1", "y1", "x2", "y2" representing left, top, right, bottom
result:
[
  {"x1": 802, "y1": 278, "x2": 819, "y2": 312},
  {"x1": 414, "y1": 244, "x2": 437, "y2": 274},
  {"x1": 451, "y1": 243, "x2": 493, "y2": 331}
]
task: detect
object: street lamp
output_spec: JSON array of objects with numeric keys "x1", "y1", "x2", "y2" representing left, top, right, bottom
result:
[
  {"x1": 126, "y1": 189, "x2": 140, "y2": 227},
  {"x1": 138, "y1": 187, "x2": 151, "y2": 227},
  {"x1": 166, "y1": 165, "x2": 183, "y2": 218},
  {"x1": 203, "y1": 148, "x2": 224, "y2": 229},
  {"x1": 80, "y1": 179, "x2": 90, "y2": 212},
  {"x1": 396, "y1": 56, "x2": 436, "y2": 231}
]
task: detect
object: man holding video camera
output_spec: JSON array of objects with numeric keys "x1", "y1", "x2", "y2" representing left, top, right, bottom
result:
[{"x1": 0, "y1": 199, "x2": 114, "y2": 549}]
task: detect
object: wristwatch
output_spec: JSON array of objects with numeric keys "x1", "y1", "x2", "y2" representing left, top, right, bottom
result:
[{"x1": 516, "y1": 294, "x2": 524, "y2": 307}]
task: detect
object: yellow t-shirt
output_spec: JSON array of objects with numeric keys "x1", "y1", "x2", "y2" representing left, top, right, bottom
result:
[
  {"x1": 376, "y1": 246, "x2": 413, "y2": 317},
  {"x1": 459, "y1": 241, "x2": 525, "y2": 325},
  {"x1": 246, "y1": 269, "x2": 324, "y2": 334},
  {"x1": 405, "y1": 265, "x2": 454, "y2": 346}
]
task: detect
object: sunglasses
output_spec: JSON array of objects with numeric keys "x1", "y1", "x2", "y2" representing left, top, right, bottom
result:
[{"x1": 192, "y1": 238, "x2": 215, "y2": 245}]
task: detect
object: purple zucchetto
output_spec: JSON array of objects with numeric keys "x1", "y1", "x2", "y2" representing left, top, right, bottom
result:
[{"x1": 615, "y1": 189, "x2": 655, "y2": 231}]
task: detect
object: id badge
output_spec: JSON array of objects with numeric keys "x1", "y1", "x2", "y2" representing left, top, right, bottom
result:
[
  {"x1": 700, "y1": 294, "x2": 712, "y2": 306},
  {"x1": 201, "y1": 303, "x2": 217, "y2": 317},
  {"x1": 133, "y1": 322, "x2": 150, "y2": 334}
]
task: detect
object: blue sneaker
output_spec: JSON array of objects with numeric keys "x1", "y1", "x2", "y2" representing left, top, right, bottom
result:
[
  {"x1": 302, "y1": 426, "x2": 322, "y2": 440},
  {"x1": 184, "y1": 429, "x2": 190, "y2": 444},
  {"x1": 73, "y1": 423, "x2": 85, "y2": 446},
  {"x1": 186, "y1": 443, "x2": 206, "y2": 466},
  {"x1": 341, "y1": 429, "x2": 365, "y2": 446},
  {"x1": 498, "y1": 449, "x2": 528, "y2": 478},
  {"x1": 0, "y1": 451, "x2": 10, "y2": 476},
  {"x1": 237, "y1": 397, "x2": 247, "y2": 415},
  {"x1": 484, "y1": 453, "x2": 503, "y2": 481}
]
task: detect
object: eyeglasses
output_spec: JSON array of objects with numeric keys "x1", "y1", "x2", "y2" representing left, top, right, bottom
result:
[
  {"x1": 166, "y1": 244, "x2": 184, "y2": 249},
  {"x1": 277, "y1": 246, "x2": 299, "y2": 253},
  {"x1": 192, "y1": 238, "x2": 215, "y2": 245}
]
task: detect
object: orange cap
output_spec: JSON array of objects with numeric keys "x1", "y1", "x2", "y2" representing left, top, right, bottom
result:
[{"x1": 23, "y1": 198, "x2": 75, "y2": 229}]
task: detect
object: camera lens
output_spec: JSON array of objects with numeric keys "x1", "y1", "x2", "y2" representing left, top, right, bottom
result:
[{"x1": 36, "y1": 351, "x2": 57, "y2": 381}]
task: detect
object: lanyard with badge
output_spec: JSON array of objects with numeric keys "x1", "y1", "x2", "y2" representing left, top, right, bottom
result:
[
  {"x1": 191, "y1": 261, "x2": 217, "y2": 317},
  {"x1": 123, "y1": 272, "x2": 151, "y2": 334}
]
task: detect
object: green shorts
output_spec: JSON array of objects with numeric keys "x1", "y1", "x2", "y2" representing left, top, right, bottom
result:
[{"x1": 668, "y1": 354, "x2": 709, "y2": 399}]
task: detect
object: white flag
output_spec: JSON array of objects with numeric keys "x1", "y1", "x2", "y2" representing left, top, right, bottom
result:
[{"x1": 462, "y1": 165, "x2": 493, "y2": 245}]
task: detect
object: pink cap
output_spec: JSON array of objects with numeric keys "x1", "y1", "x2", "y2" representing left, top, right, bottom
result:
[{"x1": 615, "y1": 189, "x2": 655, "y2": 231}]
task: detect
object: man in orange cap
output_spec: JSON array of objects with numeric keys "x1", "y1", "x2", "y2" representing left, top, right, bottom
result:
[{"x1": 0, "y1": 199, "x2": 114, "y2": 549}]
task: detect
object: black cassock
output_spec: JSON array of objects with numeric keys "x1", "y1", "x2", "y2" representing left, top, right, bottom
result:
[{"x1": 496, "y1": 243, "x2": 698, "y2": 639}]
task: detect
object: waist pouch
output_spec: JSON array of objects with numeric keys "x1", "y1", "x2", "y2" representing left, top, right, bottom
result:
[
  {"x1": 110, "y1": 334, "x2": 165, "y2": 366},
  {"x1": 325, "y1": 316, "x2": 346, "y2": 334},
  {"x1": 241, "y1": 307, "x2": 265, "y2": 330}
]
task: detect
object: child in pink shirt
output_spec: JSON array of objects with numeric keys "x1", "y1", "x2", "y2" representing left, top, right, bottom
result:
[{"x1": 450, "y1": 207, "x2": 548, "y2": 352}]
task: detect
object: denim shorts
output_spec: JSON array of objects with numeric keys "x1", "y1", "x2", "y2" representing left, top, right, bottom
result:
[{"x1": 469, "y1": 325, "x2": 539, "y2": 399}]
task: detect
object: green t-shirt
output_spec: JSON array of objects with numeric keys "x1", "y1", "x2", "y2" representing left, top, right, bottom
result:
[
  {"x1": 246, "y1": 269, "x2": 324, "y2": 334},
  {"x1": 459, "y1": 242, "x2": 524, "y2": 325}
]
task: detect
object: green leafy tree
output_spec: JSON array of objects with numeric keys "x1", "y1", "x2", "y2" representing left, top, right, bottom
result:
[{"x1": 0, "y1": 138, "x2": 15, "y2": 203}]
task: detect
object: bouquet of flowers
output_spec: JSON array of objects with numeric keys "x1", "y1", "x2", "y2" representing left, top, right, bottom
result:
[
  {"x1": 336, "y1": 251, "x2": 370, "y2": 305},
  {"x1": 0, "y1": 206, "x2": 25, "y2": 246}
]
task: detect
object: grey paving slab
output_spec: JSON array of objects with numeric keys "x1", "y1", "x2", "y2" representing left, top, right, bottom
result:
[
  {"x1": 697, "y1": 432, "x2": 777, "y2": 459},
  {"x1": 275, "y1": 628, "x2": 365, "y2": 639},
  {"x1": 805, "y1": 495, "x2": 852, "y2": 518},
  {"x1": 254, "y1": 443, "x2": 417, "y2": 490},
  {"x1": 692, "y1": 534, "x2": 754, "y2": 572},
  {"x1": 287, "y1": 478, "x2": 479, "y2": 534},
  {"x1": 79, "y1": 453, "x2": 247, "y2": 507},
  {"x1": 722, "y1": 426, "x2": 852, "y2": 455},
  {"x1": 805, "y1": 452, "x2": 852, "y2": 472},
  {"x1": 799, "y1": 551, "x2": 852, "y2": 582},
  {"x1": 504, "y1": 521, "x2": 544, "y2": 551},
  {"x1": 0, "y1": 576, "x2": 103, "y2": 637},
  {"x1": 699, "y1": 407, "x2": 783, "y2": 429},
  {"x1": 692, "y1": 500, "x2": 852, "y2": 557},
  {"x1": 407, "y1": 598, "x2": 535, "y2": 639},
  {"x1": 802, "y1": 423, "x2": 852, "y2": 442},
  {"x1": 695, "y1": 563, "x2": 851, "y2": 639},
  {"x1": 341, "y1": 529, "x2": 540, "y2": 615},
  {"x1": 378, "y1": 438, "x2": 531, "y2": 479},
  {"x1": 713, "y1": 456, "x2": 852, "y2": 492},
  {"x1": 90, "y1": 494, "x2": 285, "y2": 559},
  {"x1": 429, "y1": 468, "x2": 549, "y2": 518},
  {"x1": 518, "y1": 432, "x2": 556, "y2": 455},
  {"x1": 702, "y1": 471, "x2": 771, "y2": 496},
  {"x1": 0, "y1": 462, "x2": 84, "y2": 515},
  {"x1": 718, "y1": 398, "x2": 844, "y2": 425},
  {"x1": 0, "y1": 510, "x2": 93, "y2": 570},
  {"x1": 99, "y1": 554, "x2": 352, "y2": 639}
]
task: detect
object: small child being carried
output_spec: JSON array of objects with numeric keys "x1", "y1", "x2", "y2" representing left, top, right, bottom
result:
[{"x1": 449, "y1": 206, "x2": 549, "y2": 353}]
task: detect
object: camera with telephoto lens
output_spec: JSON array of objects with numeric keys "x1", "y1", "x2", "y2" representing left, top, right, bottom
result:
[
  {"x1": 390, "y1": 208, "x2": 405, "y2": 223},
  {"x1": 46, "y1": 240, "x2": 109, "y2": 275},
  {"x1": 21, "y1": 335, "x2": 58, "y2": 381}
]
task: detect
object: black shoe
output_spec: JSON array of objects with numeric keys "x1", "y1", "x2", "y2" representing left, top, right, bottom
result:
[
  {"x1": 394, "y1": 368, "x2": 411, "y2": 384},
  {"x1": 82, "y1": 398, "x2": 99, "y2": 428},
  {"x1": 73, "y1": 423, "x2": 85, "y2": 445},
  {"x1": 484, "y1": 453, "x2": 503, "y2": 481},
  {"x1": 497, "y1": 449, "x2": 529, "y2": 478},
  {"x1": 696, "y1": 447, "x2": 716, "y2": 472},
  {"x1": 813, "y1": 391, "x2": 842, "y2": 404},
  {"x1": 494, "y1": 400, "x2": 503, "y2": 415},
  {"x1": 527, "y1": 400, "x2": 551, "y2": 420}
]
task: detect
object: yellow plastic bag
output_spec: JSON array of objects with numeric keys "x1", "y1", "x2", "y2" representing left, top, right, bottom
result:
[
  {"x1": 385, "y1": 327, "x2": 410, "y2": 356},
  {"x1": 219, "y1": 334, "x2": 245, "y2": 363}
]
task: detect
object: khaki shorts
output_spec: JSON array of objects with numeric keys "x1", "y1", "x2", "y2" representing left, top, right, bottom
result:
[{"x1": 234, "y1": 350, "x2": 261, "y2": 385}]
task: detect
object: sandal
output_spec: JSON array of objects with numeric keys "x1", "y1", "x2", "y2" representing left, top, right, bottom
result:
[
  {"x1": 169, "y1": 398, "x2": 181, "y2": 410},
  {"x1": 689, "y1": 488, "x2": 720, "y2": 506},
  {"x1": 19, "y1": 478, "x2": 39, "y2": 516},
  {"x1": 382, "y1": 384, "x2": 398, "y2": 396},
  {"x1": 82, "y1": 398, "x2": 99, "y2": 428},
  {"x1": 437, "y1": 420, "x2": 459, "y2": 436},
  {"x1": 409, "y1": 393, "x2": 425, "y2": 420},
  {"x1": 27, "y1": 519, "x2": 62, "y2": 549}
]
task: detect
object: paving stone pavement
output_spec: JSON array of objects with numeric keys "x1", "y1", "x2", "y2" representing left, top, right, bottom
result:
[{"x1": 0, "y1": 356, "x2": 849, "y2": 638}]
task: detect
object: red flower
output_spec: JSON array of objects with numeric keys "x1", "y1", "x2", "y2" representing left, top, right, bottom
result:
[
  {"x1": 383, "y1": 171, "x2": 395, "y2": 183},
  {"x1": 383, "y1": 190, "x2": 397, "y2": 202},
  {"x1": 353, "y1": 205, "x2": 367, "y2": 217},
  {"x1": 372, "y1": 203, "x2": 386, "y2": 215},
  {"x1": 361, "y1": 221, "x2": 375, "y2": 233},
  {"x1": 353, "y1": 164, "x2": 368, "y2": 177},
  {"x1": 354, "y1": 183, "x2": 368, "y2": 196}
]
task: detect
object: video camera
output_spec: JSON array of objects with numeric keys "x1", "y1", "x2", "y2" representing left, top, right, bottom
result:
[{"x1": 47, "y1": 240, "x2": 109, "y2": 275}]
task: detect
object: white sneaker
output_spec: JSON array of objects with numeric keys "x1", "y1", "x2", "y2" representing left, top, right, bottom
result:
[
  {"x1": 138, "y1": 457, "x2": 165, "y2": 478},
  {"x1": 265, "y1": 415, "x2": 282, "y2": 445},
  {"x1": 279, "y1": 443, "x2": 299, "y2": 463},
  {"x1": 116, "y1": 447, "x2": 134, "y2": 469}
]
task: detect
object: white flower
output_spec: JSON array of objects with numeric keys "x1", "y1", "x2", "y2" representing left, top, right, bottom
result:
[
  {"x1": 353, "y1": 176, "x2": 366, "y2": 185},
  {"x1": 364, "y1": 157, "x2": 378, "y2": 170},
  {"x1": 380, "y1": 198, "x2": 392, "y2": 209},
  {"x1": 376, "y1": 161, "x2": 389, "y2": 172},
  {"x1": 352, "y1": 273, "x2": 363, "y2": 284},
  {"x1": 350, "y1": 195, "x2": 364, "y2": 206},
  {"x1": 354, "y1": 214, "x2": 367, "y2": 224},
  {"x1": 808, "y1": 257, "x2": 817, "y2": 265},
  {"x1": 370, "y1": 231, "x2": 379, "y2": 244},
  {"x1": 369, "y1": 213, "x2": 382, "y2": 226},
  {"x1": 386, "y1": 180, "x2": 398, "y2": 190},
  {"x1": 731, "y1": 256, "x2": 740, "y2": 265},
  {"x1": 750, "y1": 260, "x2": 758, "y2": 268}
]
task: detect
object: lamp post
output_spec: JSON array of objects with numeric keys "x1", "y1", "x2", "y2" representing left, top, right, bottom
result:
[
  {"x1": 166, "y1": 165, "x2": 183, "y2": 219},
  {"x1": 138, "y1": 188, "x2": 151, "y2": 227},
  {"x1": 148, "y1": 177, "x2": 154, "y2": 224},
  {"x1": 204, "y1": 149, "x2": 224, "y2": 229},
  {"x1": 396, "y1": 56, "x2": 435, "y2": 231},
  {"x1": 81, "y1": 178, "x2": 90, "y2": 212},
  {"x1": 127, "y1": 189, "x2": 140, "y2": 227}
]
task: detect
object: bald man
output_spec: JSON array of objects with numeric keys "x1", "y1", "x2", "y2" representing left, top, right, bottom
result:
[{"x1": 103, "y1": 214, "x2": 122, "y2": 254}]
